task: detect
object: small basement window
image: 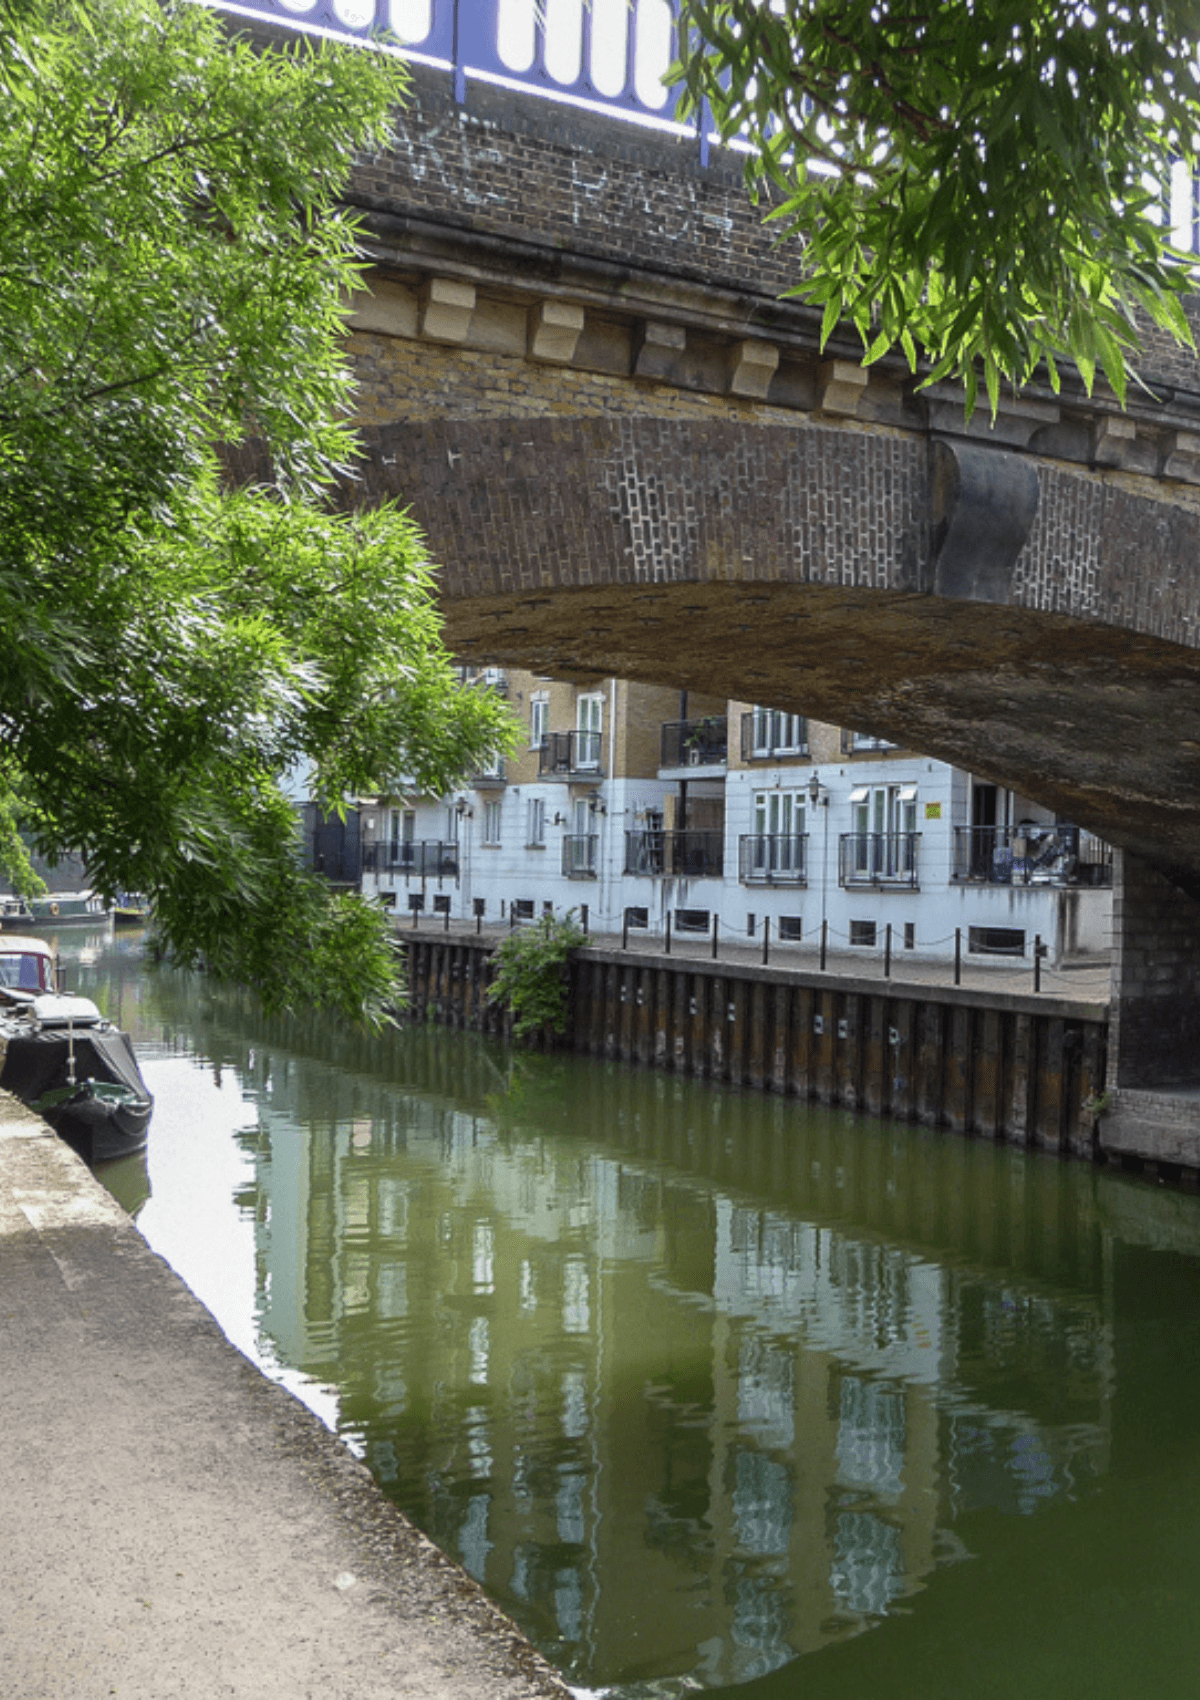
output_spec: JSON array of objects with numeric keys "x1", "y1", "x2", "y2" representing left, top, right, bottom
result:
[
  {"x1": 624, "y1": 906, "x2": 649, "y2": 929},
  {"x1": 849, "y1": 920, "x2": 877, "y2": 947},
  {"x1": 513, "y1": 899, "x2": 535, "y2": 921},
  {"x1": 433, "y1": 893, "x2": 451, "y2": 915},
  {"x1": 969, "y1": 926, "x2": 1025, "y2": 957},
  {"x1": 675, "y1": 908, "x2": 710, "y2": 933},
  {"x1": 778, "y1": 915, "x2": 803, "y2": 941}
]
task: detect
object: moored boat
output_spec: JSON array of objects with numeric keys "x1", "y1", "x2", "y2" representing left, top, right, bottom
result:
[
  {"x1": 0, "y1": 935, "x2": 153, "y2": 1163},
  {"x1": 27, "y1": 891, "x2": 110, "y2": 927}
]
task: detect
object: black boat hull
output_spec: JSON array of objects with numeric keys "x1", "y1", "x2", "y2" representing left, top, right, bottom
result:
[
  {"x1": 0, "y1": 1025, "x2": 153, "y2": 1164},
  {"x1": 40, "y1": 1083, "x2": 153, "y2": 1165}
]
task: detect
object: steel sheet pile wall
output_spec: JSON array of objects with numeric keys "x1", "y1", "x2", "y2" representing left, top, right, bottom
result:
[{"x1": 399, "y1": 935, "x2": 1108, "y2": 1154}]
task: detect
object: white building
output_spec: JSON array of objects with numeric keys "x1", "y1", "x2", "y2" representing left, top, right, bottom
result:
[{"x1": 357, "y1": 673, "x2": 1112, "y2": 969}]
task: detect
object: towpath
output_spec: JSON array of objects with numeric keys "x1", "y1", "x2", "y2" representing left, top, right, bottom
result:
[{"x1": 0, "y1": 1098, "x2": 571, "y2": 1700}]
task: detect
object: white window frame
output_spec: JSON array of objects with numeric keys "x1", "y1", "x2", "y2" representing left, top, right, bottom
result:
[
  {"x1": 576, "y1": 693, "x2": 603, "y2": 771},
  {"x1": 482, "y1": 800, "x2": 502, "y2": 846},
  {"x1": 530, "y1": 694, "x2": 549, "y2": 750},
  {"x1": 526, "y1": 796, "x2": 546, "y2": 848}
]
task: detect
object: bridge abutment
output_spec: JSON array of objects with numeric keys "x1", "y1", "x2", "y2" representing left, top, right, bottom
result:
[{"x1": 1102, "y1": 852, "x2": 1200, "y2": 1168}]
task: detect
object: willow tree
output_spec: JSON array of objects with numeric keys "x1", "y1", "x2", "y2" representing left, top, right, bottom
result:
[
  {"x1": 676, "y1": 0, "x2": 1200, "y2": 412},
  {"x1": 0, "y1": 0, "x2": 509, "y2": 1019}
]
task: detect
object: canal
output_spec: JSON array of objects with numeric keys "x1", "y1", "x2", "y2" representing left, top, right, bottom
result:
[{"x1": 70, "y1": 928, "x2": 1200, "y2": 1699}]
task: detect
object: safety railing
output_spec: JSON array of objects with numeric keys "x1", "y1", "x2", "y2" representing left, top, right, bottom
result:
[
  {"x1": 539, "y1": 729, "x2": 604, "y2": 777},
  {"x1": 738, "y1": 833, "x2": 809, "y2": 885},
  {"x1": 364, "y1": 840, "x2": 460, "y2": 878},
  {"x1": 562, "y1": 834, "x2": 599, "y2": 878},
  {"x1": 838, "y1": 832, "x2": 920, "y2": 888},
  {"x1": 660, "y1": 717, "x2": 728, "y2": 769},
  {"x1": 951, "y1": 825, "x2": 1113, "y2": 888},
  {"x1": 624, "y1": 829, "x2": 724, "y2": 878}
]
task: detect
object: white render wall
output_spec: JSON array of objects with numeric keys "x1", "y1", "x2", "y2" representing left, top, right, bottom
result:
[{"x1": 359, "y1": 753, "x2": 1111, "y2": 967}]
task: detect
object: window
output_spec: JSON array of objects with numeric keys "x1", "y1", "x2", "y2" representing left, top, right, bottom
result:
[
  {"x1": 526, "y1": 797, "x2": 546, "y2": 847},
  {"x1": 433, "y1": 893, "x2": 451, "y2": 915},
  {"x1": 482, "y1": 801, "x2": 502, "y2": 845},
  {"x1": 675, "y1": 908, "x2": 710, "y2": 933},
  {"x1": 778, "y1": 915, "x2": 803, "y2": 941},
  {"x1": 849, "y1": 785, "x2": 918, "y2": 879},
  {"x1": 576, "y1": 693, "x2": 603, "y2": 770},
  {"x1": 624, "y1": 906, "x2": 649, "y2": 929},
  {"x1": 748, "y1": 707, "x2": 807, "y2": 757},
  {"x1": 969, "y1": 926, "x2": 1025, "y2": 957},
  {"x1": 850, "y1": 920, "x2": 877, "y2": 947},
  {"x1": 530, "y1": 694, "x2": 549, "y2": 749},
  {"x1": 750, "y1": 790, "x2": 807, "y2": 878},
  {"x1": 904, "y1": 922, "x2": 915, "y2": 950},
  {"x1": 513, "y1": 899, "x2": 535, "y2": 921}
]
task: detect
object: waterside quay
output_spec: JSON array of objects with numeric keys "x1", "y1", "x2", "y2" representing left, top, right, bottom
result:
[
  {"x1": 401, "y1": 928, "x2": 1112, "y2": 1162},
  {"x1": 0, "y1": 1097, "x2": 569, "y2": 1700}
]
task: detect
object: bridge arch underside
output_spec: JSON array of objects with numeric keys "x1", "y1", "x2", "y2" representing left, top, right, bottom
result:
[{"x1": 354, "y1": 415, "x2": 1200, "y2": 890}]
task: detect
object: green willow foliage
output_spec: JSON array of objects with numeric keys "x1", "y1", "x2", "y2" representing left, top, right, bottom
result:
[
  {"x1": 675, "y1": 0, "x2": 1200, "y2": 410},
  {"x1": 0, "y1": 0, "x2": 511, "y2": 1021}
]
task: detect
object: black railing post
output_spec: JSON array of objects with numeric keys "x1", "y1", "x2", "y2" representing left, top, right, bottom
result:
[
  {"x1": 762, "y1": 914, "x2": 770, "y2": 965},
  {"x1": 1034, "y1": 933, "x2": 1043, "y2": 993},
  {"x1": 444, "y1": 905, "x2": 450, "y2": 933},
  {"x1": 884, "y1": 922, "x2": 892, "y2": 979},
  {"x1": 820, "y1": 918, "x2": 828, "y2": 971},
  {"x1": 711, "y1": 914, "x2": 719, "y2": 960},
  {"x1": 665, "y1": 911, "x2": 672, "y2": 956},
  {"x1": 622, "y1": 908, "x2": 629, "y2": 951},
  {"x1": 581, "y1": 903, "x2": 589, "y2": 935},
  {"x1": 954, "y1": 927, "x2": 961, "y2": 985}
]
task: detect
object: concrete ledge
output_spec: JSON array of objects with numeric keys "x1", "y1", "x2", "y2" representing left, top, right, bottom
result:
[
  {"x1": 1099, "y1": 1087, "x2": 1200, "y2": 1167},
  {"x1": 0, "y1": 1109, "x2": 569, "y2": 1700}
]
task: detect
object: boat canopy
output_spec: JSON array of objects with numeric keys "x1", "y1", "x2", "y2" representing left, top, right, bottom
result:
[{"x1": 0, "y1": 937, "x2": 54, "y2": 993}]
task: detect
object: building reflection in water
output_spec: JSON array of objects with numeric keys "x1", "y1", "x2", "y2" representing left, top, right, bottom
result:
[{"x1": 80, "y1": 948, "x2": 1131, "y2": 1699}]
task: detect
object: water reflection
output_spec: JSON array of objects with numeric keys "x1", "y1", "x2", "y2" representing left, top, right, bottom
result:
[{"x1": 72, "y1": 936, "x2": 1200, "y2": 1699}]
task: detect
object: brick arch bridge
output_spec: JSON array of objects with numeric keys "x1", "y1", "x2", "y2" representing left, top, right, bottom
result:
[{"x1": 311, "y1": 52, "x2": 1200, "y2": 1140}]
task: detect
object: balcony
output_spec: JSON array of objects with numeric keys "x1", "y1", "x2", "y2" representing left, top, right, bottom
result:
[
  {"x1": 740, "y1": 711, "x2": 809, "y2": 761},
  {"x1": 538, "y1": 729, "x2": 603, "y2": 778},
  {"x1": 839, "y1": 832, "x2": 920, "y2": 889},
  {"x1": 660, "y1": 716, "x2": 728, "y2": 772},
  {"x1": 738, "y1": 833, "x2": 809, "y2": 885},
  {"x1": 840, "y1": 729, "x2": 898, "y2": 755},
  {"x1": 624, "y1": 830, "x2": 724, "y2": 879},
  {"x1": 562, "y1": 834, "x2": 599, "y2": 879},
  {"x1": 363, "y1": 840, "x2": 460, "y2": 880},
  {"x1": 470, "y1": 758, "x2": 507, "y2": 787},
  {"x1": 951, "y1": 824, "x2": 1113, "y2": 888}
]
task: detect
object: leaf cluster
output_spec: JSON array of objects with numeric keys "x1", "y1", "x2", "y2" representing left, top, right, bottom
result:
[
  {"x1": 674, "y1": 0, "x2": 1200, "y2": 406},
  {"x1": 0, "y1": 0, "x2": 513, "y2": 1021},
  {"x1": 486, "y1": 911, "x2": 587, "y2": 1039}
]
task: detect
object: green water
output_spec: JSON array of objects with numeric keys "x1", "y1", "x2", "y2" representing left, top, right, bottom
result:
[{"x1": 75, "y1": 931, "x2": 1200, "y2": 1699}]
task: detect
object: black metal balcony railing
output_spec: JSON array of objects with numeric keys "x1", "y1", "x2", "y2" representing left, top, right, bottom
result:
[
  {"x1": 363, "y1": 840, "x2": 460, "y2": 880},
  {"x1": 738, "y1": 834, "x2": 809, "y2": 885},
  {"x1": 660, "y1": 717, "x2": 728, "y2": 769},
  {"x1": 562, "y1": 834, "x2": 599, "y2": 879},
  {"x1": 839, "y1": 832, "x2": 920, "y2": 888},
  {"x1": 538, "y1": 729, "x2": 603, "y2": 777},
  {"x1": 624, "y1": 830, "x2": 724, "y2": 879},
  {"x1": 740, "y1": 712, "x2": 809, "y2": 761},
  {"x1": 951, "y1": 825, "x2": 1114, "y2": 888},
  {"x1": 470, "y1": 759, "x2": 507, "y2": 786}
]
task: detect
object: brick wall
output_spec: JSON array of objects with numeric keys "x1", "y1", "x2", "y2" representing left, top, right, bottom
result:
[{"x1": 1110, "y1": 852, "x2": 1200, "y2": 1088}]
